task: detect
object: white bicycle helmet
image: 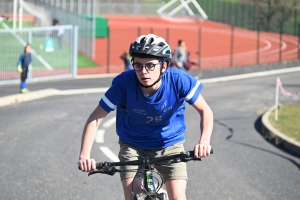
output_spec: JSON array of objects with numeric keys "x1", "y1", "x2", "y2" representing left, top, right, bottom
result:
[{"x1": 129, "y1": 34, "x2": 172, "y2": 61}]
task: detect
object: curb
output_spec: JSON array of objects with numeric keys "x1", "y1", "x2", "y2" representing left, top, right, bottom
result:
[
  {"x1": 261, "y1": 105, "x2": 300, "y2": 157},
  {"x1": 0, "y1": 88, "x2": 109, "y2": 108},
  {"x1": 0, "y1": 89, "x2": 60, "y2": 107}
]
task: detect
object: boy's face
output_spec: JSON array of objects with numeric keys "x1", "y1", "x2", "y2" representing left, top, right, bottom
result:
[{"x1": 133, "y1": 57, "x2": 167, "y2": 88}]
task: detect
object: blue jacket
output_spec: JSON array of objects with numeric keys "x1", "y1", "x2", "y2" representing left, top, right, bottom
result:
[{"x1": 17, "y1": 53, "x2": 32, "y2": 69}]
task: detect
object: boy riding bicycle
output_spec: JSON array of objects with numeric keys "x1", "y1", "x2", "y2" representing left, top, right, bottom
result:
[{"x1": 78, "y1": 34, "x2": 214, "y2": 200}]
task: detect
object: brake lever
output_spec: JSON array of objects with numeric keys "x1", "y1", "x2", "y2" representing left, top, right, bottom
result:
[{"x1": 170, "y1": 156, "x2": 202, "y2": 163}]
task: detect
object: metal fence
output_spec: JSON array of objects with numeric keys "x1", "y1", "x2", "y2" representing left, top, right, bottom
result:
[
  {"x1": 0, "y1": 24, "x2": 78, "y2": 85},
  {"x1": 33, "y1": 0, "x2": 163, "y2": 16},
  {"x1": 35, "y1": 0, "x2": 95, "y2": 59},
  {"x1": 92, "y1": 24, "x2": 300, "y2": 74},
  {"x1": 1, "y1": 0, "x2": 300, "y2": 76}
]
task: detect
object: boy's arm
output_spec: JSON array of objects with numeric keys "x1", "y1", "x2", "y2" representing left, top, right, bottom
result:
[
  {"x1": 17, "y1": 54, "x2": 23, "y2": 66},
  {"x1": 191, "y1": 94, "x2": 214, "y2": 158},
  {"x1": 78, "y1": 105, "x2": 108, "y2": 171}
]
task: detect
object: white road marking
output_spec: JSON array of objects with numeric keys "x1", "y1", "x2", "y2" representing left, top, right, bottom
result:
[
  {"x1": 56, "y1": 88, "x2": 109, "y2": 95},
  {"x1": 95, "y1": 129, "x2": 105, "y2": 143},
  {"x1": 103, "y1": 117, "x2": 116, "y2": 128},
  {"x1": 99, "y1": 146, "x2": 119, "y2": 162},
  {"x1": 199, "y1": 66, "x2": 300, "y2": 83}
]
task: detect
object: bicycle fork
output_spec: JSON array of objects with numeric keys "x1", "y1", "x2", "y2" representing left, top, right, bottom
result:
[{"x1": 134, "y1": 164, "x2": 167, "y2": 200}]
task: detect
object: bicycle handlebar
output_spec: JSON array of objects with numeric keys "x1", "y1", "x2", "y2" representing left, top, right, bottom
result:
[
  {"x1": 78, "y1": 149, "x2": 213, "y2": 176},
  {"x1": 79, "y1": 149, "x2": 213, "y2": 171}
]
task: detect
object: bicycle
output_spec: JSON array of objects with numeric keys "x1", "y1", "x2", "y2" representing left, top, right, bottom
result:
[{"x1": 81, "y1": 149, "x2": 213, "y2": 200}]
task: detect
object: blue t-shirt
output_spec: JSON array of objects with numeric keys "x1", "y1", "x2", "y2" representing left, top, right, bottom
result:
[{"x1": 99, "y1": 67, "x2": 203, "y2": 150}]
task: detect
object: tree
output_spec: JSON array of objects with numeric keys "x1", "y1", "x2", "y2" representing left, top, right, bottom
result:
[{"x1": 248, "y1": 0, "x2": 300, "y2": 31}]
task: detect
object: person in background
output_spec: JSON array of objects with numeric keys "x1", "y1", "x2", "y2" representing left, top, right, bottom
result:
[
  {"x1": 0, "y1": 15, "x2": 9, "y2": 22},
  {"x1": 173, "y1": 39, "x2": 187, "y2": 70},
  {"x1": 53, "y1": 19, "x2": 64, "y2": 49},
  {"x1": 120, "y1": 51, "x2": 132, "y2": 71},
  {"x1": 17, "y1": 43, "x2": 32, "y2": 93},
  {"x1": 185, "y1": 51, "x2": 197, "y2": 71}
]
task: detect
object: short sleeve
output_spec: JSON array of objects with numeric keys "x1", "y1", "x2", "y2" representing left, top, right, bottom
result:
[
  {"x1": 99, "y1": 74, "x2": 127, "y2": 113},
  {"x1": 177, "y1": 71, "x2": 203, "y2": 105}
]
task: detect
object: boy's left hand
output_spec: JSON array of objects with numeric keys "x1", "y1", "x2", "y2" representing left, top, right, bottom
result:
[
  {"x1": 17, "y1": 65, "x2": 23, "y2": 73},
  {"x1": 28, "y1": 65, "x2": 32, "y2": 71},
  {"x1": 194, "y1": 143, "x2": 212, "y2": 158}
]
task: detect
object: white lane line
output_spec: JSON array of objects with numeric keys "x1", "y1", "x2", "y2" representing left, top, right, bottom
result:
[
  {"x1": 96, "y1": 129, "x2": 105, "y2": 143},
  {"x1": 99, "y1": 146, "x2": 119, "y2": 162},
  {"x1": 57, "y1": 88, "x2": 109, "y2": 95},
  {"x1": 199, "y1": 66, "x2": 300, "y2": 83},
  {"x1": 103, "y1": 117, "x2": 116, "y2": 128},
  {"x1": 95, "y1": 117, "x2": 115, "y2": 143}
]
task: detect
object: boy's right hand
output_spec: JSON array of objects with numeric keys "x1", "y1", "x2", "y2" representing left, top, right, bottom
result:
[
  {"x1": 17, "y1": 66, "x2": 23, "y2": 73},
  {"x1": 78, "y1": 158, "x2": 96, "y2": 172}
]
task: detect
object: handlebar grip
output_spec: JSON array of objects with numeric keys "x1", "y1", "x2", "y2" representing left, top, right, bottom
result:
[
  {"x1": 78, "y1": 162, "x2": 104, "y2": 170},
  {"x1": 187, "y1": 148, "x2": 213, "y2": 157},
  {"x1": 96, "y1": 162, "x2": 104, "y2": 169}
]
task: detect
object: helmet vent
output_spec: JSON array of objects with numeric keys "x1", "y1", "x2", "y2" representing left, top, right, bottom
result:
[
  {"x1": 149, "y1": 38, "x2": 154, "y2": 44},
  {"x1": 140, "y1": 37, "x2": 146, "y2": 44},
  {"x1": 158, "y1": 42, "x2": 165, "y2": 47}
]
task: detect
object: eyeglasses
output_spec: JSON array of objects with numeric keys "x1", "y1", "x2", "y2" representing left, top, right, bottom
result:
[{"x1": 132, "y1": 62, "x2": 161, "y2": 71}]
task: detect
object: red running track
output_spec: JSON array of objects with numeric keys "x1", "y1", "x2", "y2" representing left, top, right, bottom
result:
[{"x1": 77, "y1": 16, "x2": 299, "y2": 75}]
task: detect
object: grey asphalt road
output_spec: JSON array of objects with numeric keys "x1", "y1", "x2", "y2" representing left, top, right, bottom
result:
[{"x1": 0, "y1": 68, "x2": 299, "y2": 200}]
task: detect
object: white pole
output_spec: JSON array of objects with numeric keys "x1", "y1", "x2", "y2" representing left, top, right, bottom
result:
[
  {"x1": 19, "y1": 0, "x2": 23, "y2": 30},
  {"x1": 275, "y1": 77, "x2": 280, "y2": 121},
  {"x1": 191, "y1": 0, "x2": 208, "y2": 20},
  {"x1": 157, "y1": 0, "x2": 178, "y2": 14},
  {"x1": 168, "y1": 0, "x2": 192, "y2": 16},
  {"x1": 70, "y1": 0, "x2": 74, "y2": 12},
  {"x1": 179, "y1": 0, "x2": 194, "y2": 16},
  {"x1": 13, "y1": 0, "x2": 17, "y2": 29},
  {"x1": 56, "y1": 0, "x2": 60, "y2": 8},
  {"x1": 78, "y1": 0, "x2": 82, "y2": 14},
  {"x1": 62, "y1": 0, "x2": 66, "y2": 10}
]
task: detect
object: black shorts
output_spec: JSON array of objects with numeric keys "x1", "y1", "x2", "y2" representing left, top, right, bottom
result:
[{"x1": 20, "y1": 69, "x2": 28, "y2": 82}]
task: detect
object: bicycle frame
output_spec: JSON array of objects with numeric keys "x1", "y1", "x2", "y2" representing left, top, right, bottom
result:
[{"x1": 83, "y1": 150, "x2": 213, "y2": 200}]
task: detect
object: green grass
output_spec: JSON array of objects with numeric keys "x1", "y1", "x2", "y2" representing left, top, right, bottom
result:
[
  {"x1": 0, "y1": 20, "x2": 36, "y2": 28},
  {"x1": 269, "y1": 104, "x2": 300, "y2": 143},
  {"x1": 78, "y1": 53, "x2": 98, "y2": 68},
  {"x1": 0, "y1": 20, "x2": 99, "y2": 70},
  {"x1": 0, "y1": 22, "x2": 71, "y2": 70}
]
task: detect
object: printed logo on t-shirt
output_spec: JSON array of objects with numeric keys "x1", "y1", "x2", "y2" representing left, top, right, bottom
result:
[{"x1": 132, "y1": 109, "x2": 147, "y2": 115}]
